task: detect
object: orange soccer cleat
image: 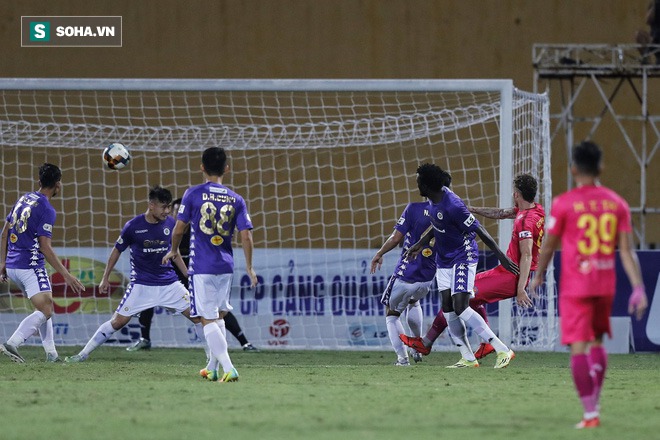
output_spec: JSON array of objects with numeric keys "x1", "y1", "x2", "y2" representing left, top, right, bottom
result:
[
  {"x1": 474, "y1": 342, "x2": 496, "y2": 360},
  {"x1": 575, "y1": 417, "x2": 600, "y2": 429},
  {"x1": 399, "y1": 334, "x2": 431, "y2": 356}
]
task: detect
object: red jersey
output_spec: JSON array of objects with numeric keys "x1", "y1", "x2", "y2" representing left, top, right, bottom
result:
[
  {"x1": 546, "y1": 185, "x2": 631, "y2": 298},
  {"x1": 506, "y1": 204, "x2": 545, "y2": 270}
]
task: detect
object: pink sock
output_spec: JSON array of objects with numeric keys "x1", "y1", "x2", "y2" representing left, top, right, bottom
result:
[
  {"x1": 571, "y1": 354, "x2": 597, "y2": 416},
  {"x1": 588, "y1": 346, "x2": 608, "y2": 406},
  {"x1": 425, "y1": 311, "x2": 448, "y2": 344}
]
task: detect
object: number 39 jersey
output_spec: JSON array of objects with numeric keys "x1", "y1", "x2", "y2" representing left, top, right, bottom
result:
[
  {"x1": 178, "y1": 182, "x2": 253, "y2": 275},
  {"x1": 5, "y1": 192, "x2": 56, "y2": 270},
  {"x1": 547, "y1": 184, "x2": 631, "y2": 298}
]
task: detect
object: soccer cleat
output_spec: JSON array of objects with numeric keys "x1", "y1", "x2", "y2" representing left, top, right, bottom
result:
[
  {"x1": 446, "y1": 358, "x2": 479, "y2": 368},
  {"x1": 575, "y1": 417, "x2": 600, "y2": 429},
  {"x1": 410, "y1": 349, "x2": 423, "y2": 363},
  {"x1": 201, "y1": 368, "x2": 219, "y2": 381},
  {"x1": 493, "y1": 349, "x2": 516, "y2": 369},
  {"x1": 46, "y1": 353, "x2": 62, "y2": 363},
  {"x1": 0, "y1": 343, "x2": 25, "y2": 363},
  {"x1": 126, "y1": 338, "x2": 151, "y2": 352},
  {"x1": 64, "y1": 354, "x2": 87, "y2": 363},
  {"x1": 474, "y1": 342, "x2": 496, "y2": 360},
  {"x1": 242, "y1": 343, "x2": 260, "y2": 352},
  {"x1": 219, "y1": 368, "x2": 239, "y2": 383},
  {"x1": 393, "y1": 358, "x2": 411, "y2": 366},
  {"x1": 399, "y1": 334, "x2": 431, "y2": 356}
]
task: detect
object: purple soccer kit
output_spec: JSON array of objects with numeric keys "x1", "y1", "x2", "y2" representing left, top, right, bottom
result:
[
  {"x1": 114, "y1": 214, "x2": 179, "y2": 286},
  {"x1": 177, "y1": 182, "x2": 253, "y2": 275}
]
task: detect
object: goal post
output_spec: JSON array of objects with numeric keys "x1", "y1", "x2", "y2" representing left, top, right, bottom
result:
[{"x1": 0, "y1": 78, "x2": 555, "y2": 350}]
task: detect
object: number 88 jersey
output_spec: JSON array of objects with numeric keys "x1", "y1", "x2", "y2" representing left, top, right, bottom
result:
[
  {"x1": 177, "y1": 182, "x2": 253, "y2": 275},
  {"x1": 5, "y1": 192, "x2": 56, "y2": 270}
]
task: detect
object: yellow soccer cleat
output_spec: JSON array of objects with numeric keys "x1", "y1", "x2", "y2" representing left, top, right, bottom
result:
[
  {"x1": 219, "y1": 368, "x2": 239, "y2": 383},
  {"x1": 446, "y1": 358, "x2": 479, "y2": 368},
  {"x1": 494, "y1": 350, "x2": 516, "y2": 369}
]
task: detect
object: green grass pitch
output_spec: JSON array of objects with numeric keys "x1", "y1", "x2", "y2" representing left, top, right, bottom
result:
[{"x1": 1, "y1": 347, "x2": 659, "y2": 440}]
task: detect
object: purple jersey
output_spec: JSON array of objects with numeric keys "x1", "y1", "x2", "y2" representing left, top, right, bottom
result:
[
  {"x1": 5, "y1": 192, "x2": 56, "y2": 270},
  {"x1": 392, "y1": 202, "x2": 436, "y2": 283},
  {"x1": 115, "y1": 215, "x2": 179, "y2": 286},
  {"x1": 177, "y1": 182, "x2": 253, "y2": 275},
  {"x1": 428, "y1": 187, "x2": 480, "y2": 268}
]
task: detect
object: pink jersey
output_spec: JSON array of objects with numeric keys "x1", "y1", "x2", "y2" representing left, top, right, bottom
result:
[
  {"x1": 547, "y1": 185, "x2": 631, "y2": 298},
  {"x1": 506, "y1": 204, "x2": 545, "y2": 270}
]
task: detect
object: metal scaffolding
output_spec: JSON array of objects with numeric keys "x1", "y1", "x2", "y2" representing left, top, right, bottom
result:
[{"x1": 533, "y1": 44, "x2": 660, "y2": 248}]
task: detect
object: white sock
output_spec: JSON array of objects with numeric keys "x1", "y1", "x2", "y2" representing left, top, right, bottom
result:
[
  {"x1": 39, "y1": 318, "x2": 57, "y2": 356},
  {"x1": 406, "y1": 303, "x2": 423, "y2": 337},
  {"x1": 444, "y1": 311, "x2": 476, "y2": 362},
  {"x1": 203, "y1": 321, "x2": 234, "y2": 373},
  {"x1": 193, "y1": 322, "x2": 212, "y2": 360},
  {"x1": 459, "y1": 308, "x2": 509, "y2": 353},
  {"x1": 7, "y1": 310, "x2": 47, "y2": 347},
  {"x1": 386, "y1": 315, "x2": 408, "y2": 361},
  {"x1": 80, "y1": 320, "x2": 116, "y2": 358}
]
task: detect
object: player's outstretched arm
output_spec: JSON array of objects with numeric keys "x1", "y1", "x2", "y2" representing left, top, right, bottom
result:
[
  {"x1": 468, "y1": 206, "x2": 516, "y2": 220},
  {"x1": 99, "y1": 247, "x2": 122, "y2": 294},
  {"x1": 370, "y1": 230, "x2": 405, "y2": 273},
  {"x1": 0, "y1": 222, "x2": 9, "y2": 282},
  {"x1": 38, "y1": 235, "x2": 85, "y2": 294},
  {"x1": 619, "y1": 230, "x2": 648, "y2": 320},
  {"x1": 475, "y1": 224, "x2": 519, "y2": 275},
  {"x1": 239, "y1": 228, "x2": 258, "y2": 288},
  {"x1": 404, "y1": 225, "x2": 433, "y2": 260}
]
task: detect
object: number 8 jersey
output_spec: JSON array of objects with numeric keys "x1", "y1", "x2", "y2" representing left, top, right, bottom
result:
[
  {"x1": 177, "y1": 182, "x2": 253, "y2": 275},
  {"x1": 546, "y1": 184, "x2": 631, "y2": 298}
]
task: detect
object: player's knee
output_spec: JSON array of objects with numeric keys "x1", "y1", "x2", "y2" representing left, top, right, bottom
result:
[{"x1": 386, "y1": 307, "x2": 401, "y2": 317}]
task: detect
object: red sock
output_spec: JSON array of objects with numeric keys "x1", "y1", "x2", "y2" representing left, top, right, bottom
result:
[
  {"x1": 473, "y1": 304, "x2": 489, "y2": 325},
  {"x1": 425, "y1": 311, "x2": 448, "y2": 344},
  {"x1": 571, "y1": 354, "x2": 597, "y2": 415},
  {"x1": 588, "y1": 346, "x2": 608, "y2": 406}
]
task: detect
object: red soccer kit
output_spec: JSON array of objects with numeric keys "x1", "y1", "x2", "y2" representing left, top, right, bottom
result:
[
  {"x1": 547, "y1": 185, "x2": 632, "y2": 344},
  {"x1": 471, "y1": 204, "x2": 545, "y2": 305}
]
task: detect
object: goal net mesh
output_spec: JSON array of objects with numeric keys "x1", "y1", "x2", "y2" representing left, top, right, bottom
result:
[{"x1": 0, "y1": 81, "x2": 554, "y2": 350}]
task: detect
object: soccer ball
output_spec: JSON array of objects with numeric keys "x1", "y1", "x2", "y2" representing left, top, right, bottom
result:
[{"x1": 103, "y1": 142, "x2": 131, "y2": 170}]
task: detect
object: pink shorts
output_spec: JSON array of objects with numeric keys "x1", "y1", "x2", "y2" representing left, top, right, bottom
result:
[
  {"x1": 559, "y1": 294, "x2": 613, "y2": 345},
  {"x1": 470, "y1": 265, "x2": 518, "y2": 308}
]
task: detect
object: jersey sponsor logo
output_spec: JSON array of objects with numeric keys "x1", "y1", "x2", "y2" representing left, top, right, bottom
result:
[
  {"x1": 463, "y1": 214, "x2": 475, "y2": 227},
  {"x1": 211, "y1": 235, "x2": 224, "y2": 246},
  {"x1": 164, "y1": 228, "x2": 170, "y2": 236},
  {"x1": 43, "y1": 223, "x2": 52, "y2": 232},
  {"x1": 178, "y1": 205, "x2": 185, "y2": 214},
  {"x1": 116, "y1": 236, "x2": 123, "y2": 245},
  {"x1": 135, "y1": 229, "x2": 148, "y2": 234},
  {"x1": 209, "y1": 186, "x2": 228, "y2": 194},
  {"x1": 519, "y1": 230, "x2": 533, "y2": 239},
  {"x1": 397, "y1": 216, "x2": 405, "y2": 225}
]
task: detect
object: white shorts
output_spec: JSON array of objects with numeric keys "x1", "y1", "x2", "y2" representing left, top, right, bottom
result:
[
  {"x1": 436, "y1": 263, "x2": 477, "y2": 296},
  {"x1": 7, "y1": 267, "x2": 52, "y2": 299},
  {"x1": 116, "y1": 281, "x2": 190, "y2": 317},
  {"x1": 380, "y1": 277, "x2": 433, "y2": 313},
  {"x1": 189, "y1": 273, "x2": 234, "y2": 320}
]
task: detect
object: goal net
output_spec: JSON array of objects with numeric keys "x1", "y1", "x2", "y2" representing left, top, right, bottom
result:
[{"x1": 0, "y1": 79, "x2": 555, "y2": 351}]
